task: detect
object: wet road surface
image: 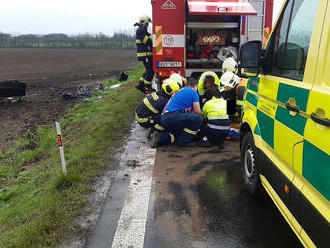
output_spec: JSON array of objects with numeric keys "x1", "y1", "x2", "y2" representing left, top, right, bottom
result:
[
  {"x1": 145, "y1": 141, "x2": 303, "y2": 248},
  {"x1": 86, "y1": 124, "x2": 303, "y2": 248}
]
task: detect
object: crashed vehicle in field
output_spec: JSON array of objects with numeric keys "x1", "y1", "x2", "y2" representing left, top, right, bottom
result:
[
  {"x1": 151, "y1": 0, "x2": 273, "y2": 79},
  {"x1": 0, "y1": 80, "x2": 26, "y2": 100}
]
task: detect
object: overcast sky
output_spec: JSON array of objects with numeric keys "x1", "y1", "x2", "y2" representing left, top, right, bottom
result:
[{"x1": 0, "y1": 0, "x2": 284, "y2": 35}]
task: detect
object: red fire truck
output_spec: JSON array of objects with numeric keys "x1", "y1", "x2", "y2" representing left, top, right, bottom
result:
[{"x1": 151, "y1": 0, "x2": 273, "y2": 79}]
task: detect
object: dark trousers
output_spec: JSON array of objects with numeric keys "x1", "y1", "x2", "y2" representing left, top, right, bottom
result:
[
  {"x1": 158, "y1": 111, "x2": 203, "y2": 145},
  {"x1": 140, "y1": 57, "x2": 154, "y2": 88},
  {"x1": 199, "y1": 119, "x2": 230, "y2": 143},
  {"x1": 135, "y1": 112, "x2": 164, "y2": 131}
]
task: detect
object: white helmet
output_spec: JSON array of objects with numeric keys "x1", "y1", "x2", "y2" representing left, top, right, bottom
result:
[
  {"x1": 170, "y1": 73, "x2": 184, "y2": 88},
  {"x1": 139, "y1": 15, "x2": 152, "y2": 25},
  {"x1": 220, "y1": 71, "x2": 241, "y2": 89},
  {"x1": 222, "y1": 57, "x2": 238, "y2": 73}
]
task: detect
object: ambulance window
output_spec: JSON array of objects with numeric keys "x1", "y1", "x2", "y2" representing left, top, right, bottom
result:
[{"x1": 264, "y1": 0, "x2": 319, "y2": 81}]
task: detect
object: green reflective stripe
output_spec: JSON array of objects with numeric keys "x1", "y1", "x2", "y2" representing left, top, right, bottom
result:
[
  {"x1": 136, "y1": 39, "x2": 142, "y2": 44},
  {"x1": 149, "y1": 35, "x2": 153, "y2": 40},
  {"x1": 151, "y1": 92, "x2": 159, "y2": 101},
  {"x1": 257, "y1": 110, "x2": 274, "y2": 148},
  {"x1": 303, "y1": 140, "x2": 330, "y2": 201},
  {"x1": 146, "y1": 52, "x2": 153, "y2": 56},
  {"x1": 143, "y1": 98, "x2": 158, "y2": 114},
  {"x1": 246, "y1": 92, "x2": 258, "y2": 106},
  {"x1": 277, "y1": 83, "x2": 309, "y2": 112},
  {"x1": 275, "y1": 106, "x2": 307, "y2": 136},
  {"x1": 143, "y1": 36, "x2": 149, "y2": 44},
  {"x1": 183, "y1": 128, "x2": 197, "y2": 135},
  {"x1": 208, "y1": 115, "x2": 228, "y2": 120},
  {"x1": 169, "y1": 133, "x2": 175, "y2": 144},
  {"x1": 137, "y1": 52, "x2": 146, "y2": 57},
  {"x1": 247, "y1": 77, "x2": 260, "y2": 93},
  {"x1": 254, "y1": 124, "x2": 260, "y2": 136},
  {"x1": 135, "y1": 113, "x2": 149, "y2": 123},
  {"x1": 154, "y1": 124, "x2": 164, "y2": 131}
]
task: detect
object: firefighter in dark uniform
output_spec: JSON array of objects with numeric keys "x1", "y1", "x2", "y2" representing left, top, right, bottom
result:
[
  {"x1": 134, "y1": 15, "x2": 154, "y2": 93},
  {"x1": 135, "y1": 78, "x2": 180, "y2": 138}
]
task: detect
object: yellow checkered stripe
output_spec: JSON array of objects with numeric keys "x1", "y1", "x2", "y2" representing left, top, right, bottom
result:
[{"x1": 155, "y1": 26, "x2": 162, "y2": 56}]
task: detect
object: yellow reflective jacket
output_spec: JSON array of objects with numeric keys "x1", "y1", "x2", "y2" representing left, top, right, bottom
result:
[
  {"x1": 202, "y1": 97, "x2": 228, "y2": 120},
  {"x1": 198, "y1": 71, "x2": 220, "y2": 96}
]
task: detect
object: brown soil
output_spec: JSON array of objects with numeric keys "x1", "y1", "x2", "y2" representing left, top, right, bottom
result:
[{"x1": 0, "y1": 48, "x2": 137, "y2": 150}]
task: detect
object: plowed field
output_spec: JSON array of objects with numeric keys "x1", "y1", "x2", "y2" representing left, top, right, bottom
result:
[{"x1": 0, "y1": 48, "x2": 137, "y2": 149}]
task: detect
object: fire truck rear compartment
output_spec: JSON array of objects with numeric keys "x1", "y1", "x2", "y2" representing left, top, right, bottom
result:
[{"x1": 186, "y1": 15, "x2": 240, "y2": 77}]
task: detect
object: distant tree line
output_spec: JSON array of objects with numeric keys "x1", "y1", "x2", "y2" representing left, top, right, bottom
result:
[{"x1": 0, "y1": 31, "x2": 136, "y2": 49}]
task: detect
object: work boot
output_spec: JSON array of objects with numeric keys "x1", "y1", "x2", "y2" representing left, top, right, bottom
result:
[
  {"x1": 147, "y1": 128, "x2": 155, "y2": 139},
  {"x1": 197, "y1": 136, "x2": 211, "y2": 147},
  {"x1": 150, "y1": 131, "x2": 159, "y2": 148}
]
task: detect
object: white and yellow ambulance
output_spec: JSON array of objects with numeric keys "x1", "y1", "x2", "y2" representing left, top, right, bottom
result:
[{"x1": 239, "y1": 0, "x2": 330, "y2": 247}]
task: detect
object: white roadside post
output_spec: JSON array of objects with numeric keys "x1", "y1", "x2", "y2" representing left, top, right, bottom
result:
[{"x1": 55, "y1": 121, "x2": 67, "y2": 175}]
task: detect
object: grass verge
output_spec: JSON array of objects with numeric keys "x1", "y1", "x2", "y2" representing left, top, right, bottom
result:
[{"x1": 0, "y1": 65, "x2": 144, "y2": 247}]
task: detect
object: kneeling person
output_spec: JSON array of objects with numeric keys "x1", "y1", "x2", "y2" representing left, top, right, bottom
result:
[
  {"x1": 153, "y1": 78, "x2": 203, "y2": 147},
  {"x1": 135, "y1": 78, "x2": 180, "y2": 136},
  {"x1": 198, "y1": 88, "x2": 230, "y2": 146}
]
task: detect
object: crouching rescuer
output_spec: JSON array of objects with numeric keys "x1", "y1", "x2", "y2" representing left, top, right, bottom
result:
[
  {"x1": 135, "y1": 78, "x2": 180, "y2": 137},
  {"x1": 134, "y1": 15, "x2": 154, "y2": 93},
  {"x1": 150, "y1": 78, "x2": 203, "y2": 147}
]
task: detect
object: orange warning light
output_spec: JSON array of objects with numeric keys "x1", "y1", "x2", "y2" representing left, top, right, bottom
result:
[{"x1": 284, "y1": 184, "x2": 290, "y2": 194}]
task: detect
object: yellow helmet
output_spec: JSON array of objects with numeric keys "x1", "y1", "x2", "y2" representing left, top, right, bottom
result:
[
  {"x1": 220, "y1": 71, "x2": 241, "y2": 89},
  {"x1": 169, "y1": 73, "x2": 184, "y2": 88},
  {"x1": 222, "y1": 57, "x2": 238, "y2": 73},
  {"x1": 162, "y1": 78, "x2": 180, "y2": 95},
  {"x1": 139, "y1": 15, "x2": 152, "y2": 25}
]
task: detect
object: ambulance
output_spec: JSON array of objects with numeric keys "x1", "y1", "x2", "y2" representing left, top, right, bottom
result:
[
  {"x1": 239, "y1": 0, "x2": 330, "y2": 247},
  {"x1": 151, "y1": 0, "x2": 273, "y2": 79}
]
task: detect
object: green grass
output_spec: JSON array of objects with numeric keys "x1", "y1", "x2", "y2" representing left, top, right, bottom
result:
[{"x1": 0, "y1": 65, "x2": 144, "y2": 247}]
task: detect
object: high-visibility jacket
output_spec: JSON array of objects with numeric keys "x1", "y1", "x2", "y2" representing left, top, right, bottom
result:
[
  {"x1": 136, "y1": 26, "x2": 153, "y2": 61},
  {"x1": 198, "y1": 71, "x2": 220, "y2": 96},
  {"x1": 136, "y1": 92, "x2": 169, "y2": 119},
  {"x1": 202, "y1": 97, "x2": 228, "y2": 120}
]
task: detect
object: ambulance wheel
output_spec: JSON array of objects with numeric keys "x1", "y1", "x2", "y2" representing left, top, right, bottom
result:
[{"x1": 241, "y1": 132, "x2": 262, "y2": 197}]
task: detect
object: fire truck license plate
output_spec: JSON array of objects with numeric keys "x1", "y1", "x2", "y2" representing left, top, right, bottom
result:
[{"x1": 157, "y1": 62, "x2": 182, "y2": 68}]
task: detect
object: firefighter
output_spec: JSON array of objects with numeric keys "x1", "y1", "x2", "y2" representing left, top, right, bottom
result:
[
  {"x1": 134, "y1": 15, "x2": 154, "y2": 93},
  {"x1": 135, "y1": 78, "x2": 180, "y2": 138},
  {"x1": 222, "y1": 57, "x2": 238, "y2": 73},
  {"x1": 150, "y1": 78, "x2": 203, "y2": 148},
  {"x1": 222, "y1": 57, "x2": 247, "y2": 115}
]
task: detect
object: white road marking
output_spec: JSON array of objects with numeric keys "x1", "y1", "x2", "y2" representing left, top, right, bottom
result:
[{"x1": 111, "y1": 141, "x2": 156, "y2": 248}]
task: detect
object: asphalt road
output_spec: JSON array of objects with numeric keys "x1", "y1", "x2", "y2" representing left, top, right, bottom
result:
[{"x1": 86, "y1": 124, "x2": 303, "y2": 248}]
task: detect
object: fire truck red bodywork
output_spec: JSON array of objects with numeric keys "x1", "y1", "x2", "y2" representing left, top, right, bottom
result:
[{"x1": 152, "y1": 0, "x2": 273, "y2": 78}]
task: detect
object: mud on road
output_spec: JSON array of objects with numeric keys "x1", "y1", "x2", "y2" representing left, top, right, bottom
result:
[{"x1": 0, "y1": 48, "x2": 136, "y2": 150}]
